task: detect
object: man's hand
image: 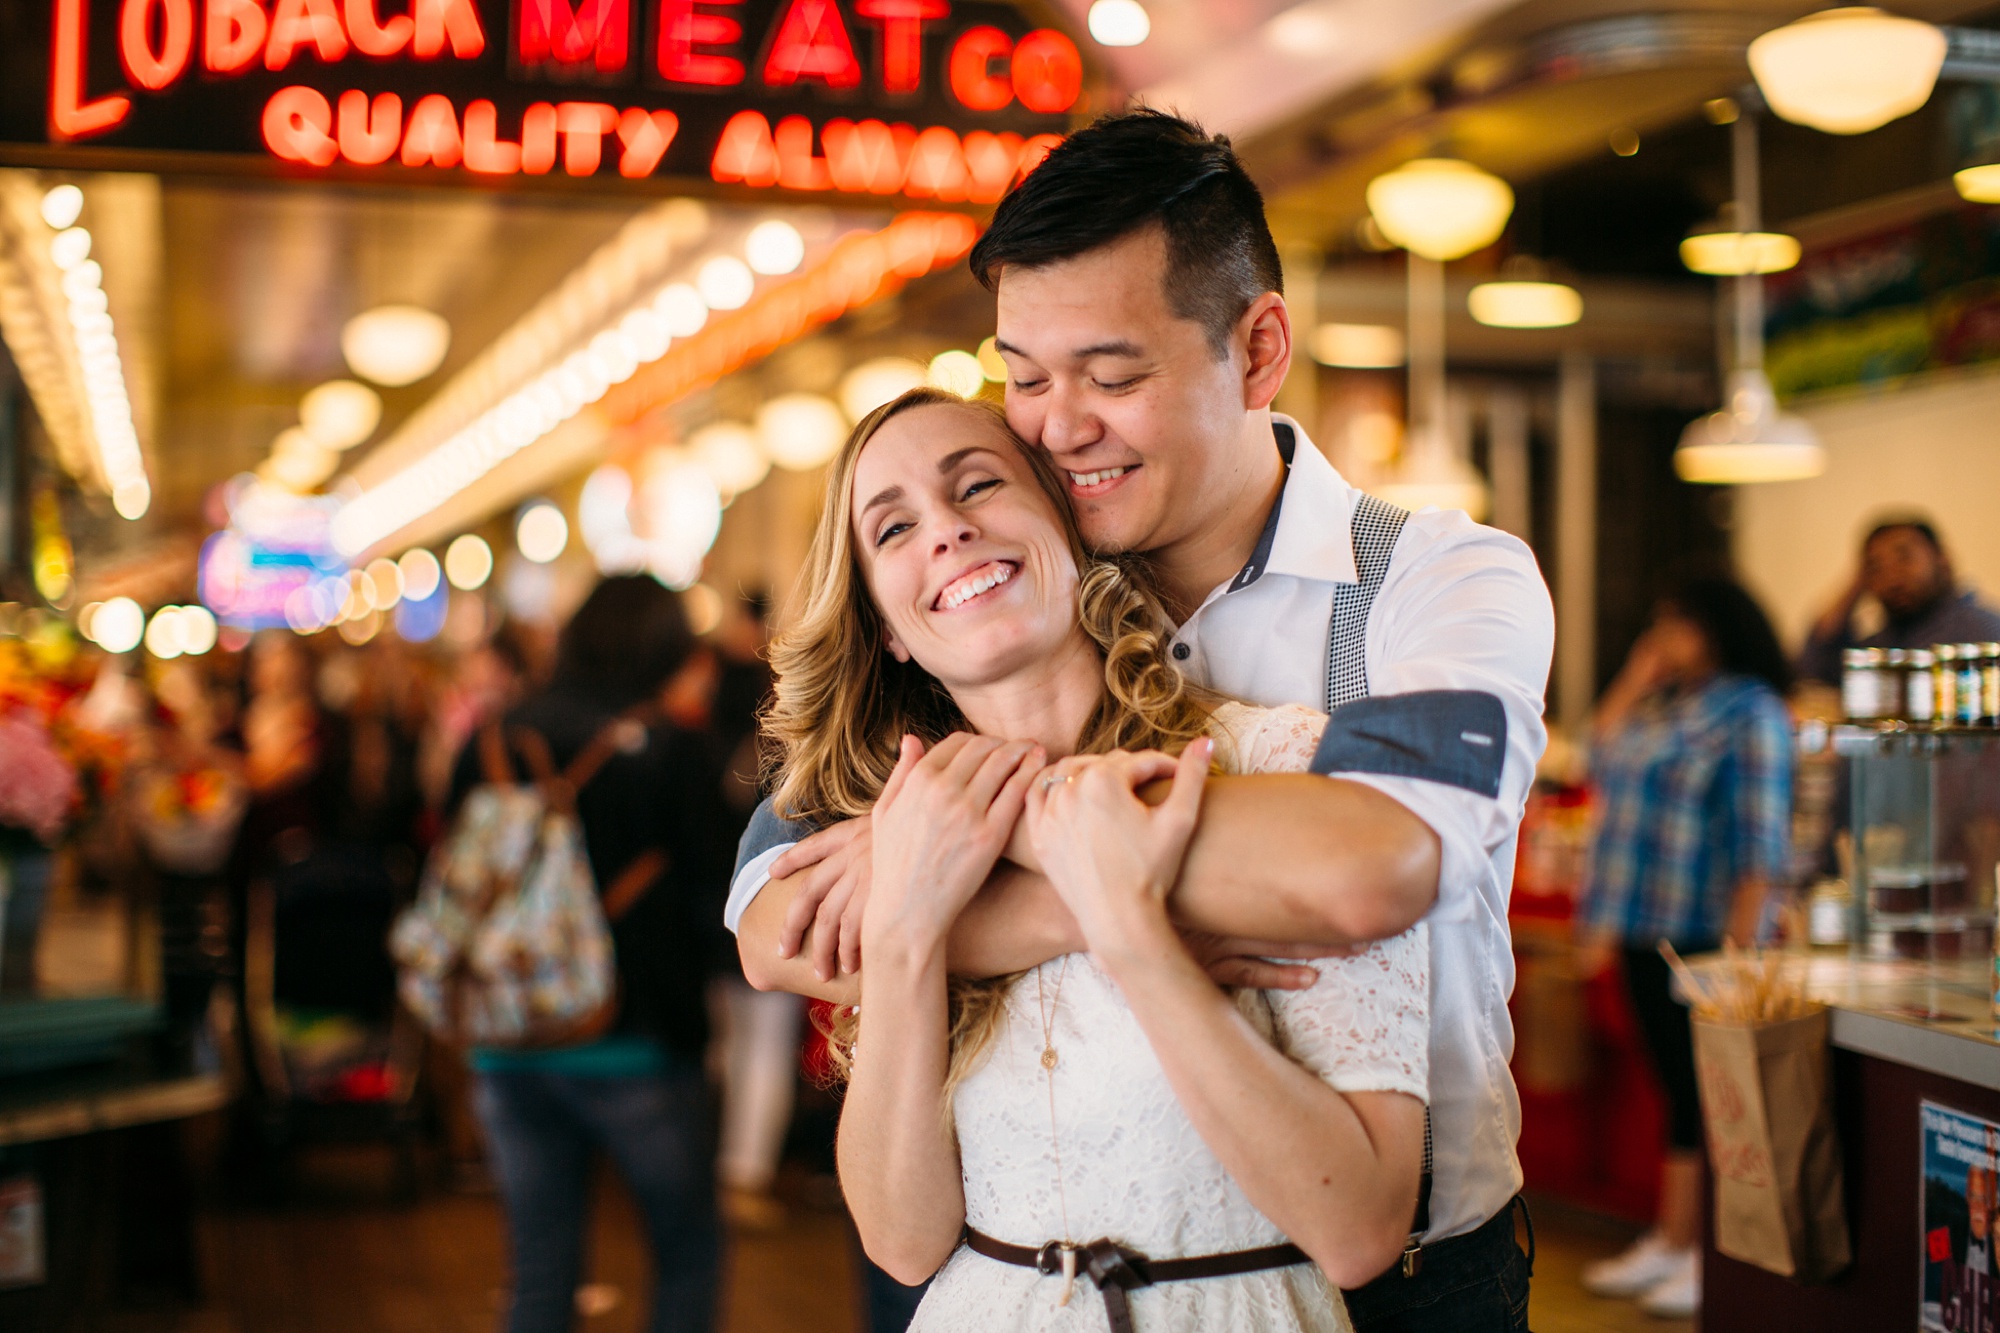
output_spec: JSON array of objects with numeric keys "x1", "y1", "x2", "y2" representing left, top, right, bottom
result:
[
  {"x1": 770, "y1": 816, "x2": 873, "y2": 982},
  {"x1": 1181, "y1": 932, "x2": 1361, "y2": 990}
]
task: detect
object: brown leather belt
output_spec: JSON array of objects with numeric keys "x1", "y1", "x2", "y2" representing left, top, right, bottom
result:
[{"x1": 962, "y1": 1226, "x2": 1309, "y2": 1333}]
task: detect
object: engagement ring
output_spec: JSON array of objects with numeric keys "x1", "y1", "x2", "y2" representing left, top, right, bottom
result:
[{"x1": 1040, "y1": 773, "x2": 1074, "y2": 792}]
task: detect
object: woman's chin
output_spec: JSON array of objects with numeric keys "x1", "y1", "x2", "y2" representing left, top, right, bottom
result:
[{"x1": 918, "y1": 624, "x2": 1070, "y2": 694}]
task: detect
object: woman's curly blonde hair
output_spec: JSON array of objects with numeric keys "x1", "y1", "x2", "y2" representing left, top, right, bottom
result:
[{"x1": 761, "y1": 387, "x2": 1213, "y2": 1098}]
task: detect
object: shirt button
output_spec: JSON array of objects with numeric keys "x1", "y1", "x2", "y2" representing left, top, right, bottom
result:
[{"x1": 1172, "y1": 643, "x2": 1191, "y2": 661}]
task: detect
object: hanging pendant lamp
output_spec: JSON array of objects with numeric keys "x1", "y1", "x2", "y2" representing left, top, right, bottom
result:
[
  {"x1": 1748, "y1": 7, "x2": 1946, "y2": 136},
  {"x1": 1675, "y1": 106, "x2": 1824, "y2": 485},
  {"x1": 1364, "y1": 156, "x2": 1512, "y2": 516}
]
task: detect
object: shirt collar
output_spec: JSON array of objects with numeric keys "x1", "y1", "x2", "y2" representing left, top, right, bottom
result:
[{"x1": 1224, "y1": 414, "x2": 1360, "y2": 594}]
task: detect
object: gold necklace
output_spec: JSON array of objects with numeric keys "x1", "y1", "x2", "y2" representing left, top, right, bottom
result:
[
  {"x1": 1036, "y1": 955, "x2": 1068, "y2": 1071},
  {"x1": 1034, "y1": 958, "x2": 1077, "y2": 1305}
]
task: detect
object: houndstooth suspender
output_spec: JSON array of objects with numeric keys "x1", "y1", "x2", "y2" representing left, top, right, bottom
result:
[
  {"x1": 1321, "y1": 491, "x2": 1436, "y2": 1274},
  {"x1": 1324, "y1": 492, "x2": 1410, "y2": 710}
]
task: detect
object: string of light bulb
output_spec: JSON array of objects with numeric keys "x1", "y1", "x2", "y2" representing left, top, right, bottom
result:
[
  {"x1": 332, "y1": 207, "x2": 891, "y2": 560},
  {"x1": 36, "y1": 183, "x2": 151, "y2": 519}
]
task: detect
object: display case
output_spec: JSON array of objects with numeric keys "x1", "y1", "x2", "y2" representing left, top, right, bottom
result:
[{"x1": 1836, "y1": 725, "x2": 2000, "y2": 963}]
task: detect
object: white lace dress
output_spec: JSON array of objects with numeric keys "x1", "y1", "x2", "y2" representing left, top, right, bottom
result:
[{"x1": 908, "y1": 701, "x2": 1431, "y2": 1333}]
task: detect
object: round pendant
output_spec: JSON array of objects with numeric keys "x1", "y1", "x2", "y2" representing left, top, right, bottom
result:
[{"x1": 1041, "y1": 1047, "x2": 1058, "y2": 1071}]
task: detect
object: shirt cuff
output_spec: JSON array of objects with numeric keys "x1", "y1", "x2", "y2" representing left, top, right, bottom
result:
[{"x1": 723, "y1": 844, "x2": 793, "y2": 935}]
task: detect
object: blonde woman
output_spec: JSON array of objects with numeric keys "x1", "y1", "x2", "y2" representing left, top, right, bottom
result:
[{"x1": 762, "y1": 387, "x2": 1429, "y2": 1331}]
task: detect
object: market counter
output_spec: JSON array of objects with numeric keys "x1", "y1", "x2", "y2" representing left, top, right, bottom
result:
[{"x1": 1701, "y1": 956, "x2": 2000, "y2": 1332}]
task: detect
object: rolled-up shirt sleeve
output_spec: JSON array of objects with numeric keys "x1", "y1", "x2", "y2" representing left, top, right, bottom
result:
[
  {"x1": 1312, "y1": 514, "x2": 1554, "y2": 926},
  {"x1": 724, "y1": 797, "x2": 811, "y2": 935}
]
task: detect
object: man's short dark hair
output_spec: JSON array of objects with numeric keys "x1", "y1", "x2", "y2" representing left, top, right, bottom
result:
[
  {"x1": 1864, "y1": 514, "x2": 1943, "y2": 553},
  {"x1": 968, "y1": 109, "x2": 1283, "y2": 357}
]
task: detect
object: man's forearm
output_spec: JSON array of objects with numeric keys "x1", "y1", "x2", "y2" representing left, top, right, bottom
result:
[
  {"x1": 736, "y1": 863, "x2": 1082, "y2": 1000},
  {"x1": 1163, "y1": 774, "x2": 1441, "y2": 946}
]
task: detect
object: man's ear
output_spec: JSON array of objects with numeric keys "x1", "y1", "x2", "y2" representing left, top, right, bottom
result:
[
  {"x1": 1239, "y1": 292, "x2": 1292, "y2": 412},
  {"x1": 883, "y1": 626, "x2": 912, "y2": 663}
]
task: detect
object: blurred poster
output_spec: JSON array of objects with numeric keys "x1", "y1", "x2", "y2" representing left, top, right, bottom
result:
[
  {"x1": 0, "y1": 1175, "x2": 43, "y2": 1289},
  {"x1": 1923, "y1": 1101, "x2": 2000, "y2": 1331}
]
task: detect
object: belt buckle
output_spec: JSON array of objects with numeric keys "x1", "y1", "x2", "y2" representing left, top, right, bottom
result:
[
  {"x1": 1400, "y1": 1237, "x2": 1424, "y2": 1278},
  {"x1": 1035, "y1": 1240, "x2": 1070, "y2": 1276}
]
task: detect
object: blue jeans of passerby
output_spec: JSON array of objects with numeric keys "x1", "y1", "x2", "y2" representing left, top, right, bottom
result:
[{"x1": 474, "y1": 1061, "x2": 719, "y2": 1333}]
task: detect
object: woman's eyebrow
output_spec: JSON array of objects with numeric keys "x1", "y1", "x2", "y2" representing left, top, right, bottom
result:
[
  {"x1": 937, "y1": 446, "x2": 1000, "y2": 473},
  {"x1": 859, "y1": 484, "x2": 903, "y2": 518}
]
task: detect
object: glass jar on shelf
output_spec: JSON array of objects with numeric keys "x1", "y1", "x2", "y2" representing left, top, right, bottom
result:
[{"x1": 1840, "y1": 724, "x2": 2000, "y2": 963}]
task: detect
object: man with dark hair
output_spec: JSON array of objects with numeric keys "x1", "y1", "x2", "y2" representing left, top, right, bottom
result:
[
  {"x1": 730, "y1": 110, "x2": 1552, "y2": 1333},
  {"x1": 1797, "y1": 514, "x2": 2000, "y2": 686}
]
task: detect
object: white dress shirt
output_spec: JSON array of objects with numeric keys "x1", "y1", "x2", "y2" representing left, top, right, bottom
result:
[
  {"x1": 725, "y1": 414, "x2": 1554, "y2": 1244},
  {"x1": 1164, "y1": 416, "x2": 1553, "y2": 1241}
]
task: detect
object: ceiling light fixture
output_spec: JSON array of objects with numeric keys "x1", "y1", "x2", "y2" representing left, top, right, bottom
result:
[
  {"x1": 1468, "y1": 258, "x2": 1582, "y2": 329},
  {"x1": 697, "y1": 255, "x2": 756, "y2": 310},
  {"x1": 40, "y1": 184, "x2": 83, "y2": 230},
  {"x1": 927, "y1": 349, "x2": 985, "y2": 398},
  {"x1": 515, "y1": 502, "x2": 569, "y2": 564},
  {"x1": 1365, "y1": 158, "x2": 1516, "y2": 262},
  {"x1": 688, "y1": 422, "x2": 770, "y2": 497},
  {"x1": 445, "y1": 534, "x2": 494, "y2": 590},
  {"x1": 1088, "y1": 0, "x2": 1150, "y2": 47},
  {"x1": 839, "y1": 357, "x2": 929, "y2": 422},
  {"x1": 1955, "y1": 162, "x2": 2000, "y2": 203},
  {"x1": 745, "y1": 220, "x2": 806, "y2": 275},
  {"x1": 1374, "y1": 251, "x2": 1489, "y2": 518},
  {"x1": 335, "y1": 212, "x2": 969, "y2": 560},
  {"x1": 1311, "y1": 323, "x2": 1406, "y2": 369},
  {"x1": 300, "y1": 379, "x2": 383, "y2": 450},
  {"x1": 36, "y1": 195, "x2": 150, "y2": 519},
  {"x1": 758, "y1": 394, "x2": 850, "y2": 470},
  {"x1": 341, "y1": 305, "x2": 452, "y2": 386},
  {"x1": 398, "y1": 548, "x2": 442, "y2": 601},
  {"x1": 1680, "y1": 207, "x2": 1802, "y2": 276},
  {"x1": 1676, "y1": 107, "x2": 1824, "y2": 485},
  {"x1": 1748, "y1": 7, "x2": 1946, "y2": 135},
  {"x1": 1467, "y1": 282, "x2": 1582, "y2": 328},
  {"x1": 92, "y1": 597, "x2": 143, "y2": 653}
]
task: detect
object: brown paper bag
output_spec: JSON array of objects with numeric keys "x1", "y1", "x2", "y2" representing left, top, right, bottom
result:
[{"x1": 1692, "y1": 1005, "x2": 1851, "y2": 1281}]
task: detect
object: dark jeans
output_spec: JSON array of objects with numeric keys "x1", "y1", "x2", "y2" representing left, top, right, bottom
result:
[
  {"x1": 474, "y1": 1062, "x2": 719, "y2": 1333},
  {"x1": 1344, "y1": 1197, "x2": 1534, "y2": 1333}
]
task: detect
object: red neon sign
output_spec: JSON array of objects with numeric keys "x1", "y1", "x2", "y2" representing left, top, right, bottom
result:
[
  {"x1": 761, "y1": 0, "x2": 861, "y2": 90},
  {"x1": 711, "y1": 109, "x2": 1056, "y2": 204},
  {"x1": 51, "y1": 0, "x2": 132, "y2": 140},
  {"x1": 856, "y1": 0, "x2": 946, "y2": 94},
  {"x1": 263, "y1": 85, "x2": 681, "y2": 177},
  {"x1": 657, "y1": 0, "x2": 743, "y2": 86},
  {"x1": 518, "y1": 0, "x2": 628, "y2": 72},
  {"x1": 119, "y1": 0, "x2": 194, "y2": 91},
  {"x1": 43, "y1": 0, "x2": 1080, "y2": 192},
  {"x1": 203, "y1": 0, "x2": 266, "y2": 72},
  {"x1": 344, "y1": 0, "x2": 413, "y2": 56}
]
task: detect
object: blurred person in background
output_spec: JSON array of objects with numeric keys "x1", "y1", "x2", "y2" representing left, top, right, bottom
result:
[
  {"x1": 1575, "y1": 577, "x2": 1795, "y2": 1319},
  {"x1": 450, "y1": 575, "x2": 730, "y2": 1333},
  {"x1": 419, "y1": 623, "x2": 535, "y2": 816},
  {"x1": 1797, "y1": 515, "x2": 2000, "y2": 685}
]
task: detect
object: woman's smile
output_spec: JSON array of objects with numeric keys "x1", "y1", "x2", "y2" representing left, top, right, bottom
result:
[{"x1": 933, "y1": 560, "x2": 1020, "y2": 613}]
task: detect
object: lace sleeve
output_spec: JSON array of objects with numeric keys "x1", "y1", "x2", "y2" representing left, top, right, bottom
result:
[
  {"x1": 1206, "y1": 700, "x2": 1327, "y2": 776},
  {"x1": 1206, "y1": 701, "x2": 1430, "y2": 1100},
  {"x1": 1265, "y1": 925, "x2": 1430, "y2": 1101}
]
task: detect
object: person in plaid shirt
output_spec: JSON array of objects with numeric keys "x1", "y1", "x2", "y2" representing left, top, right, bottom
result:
[{"x1": 1575, "y1": 576, "x2": 1795, "y2": 1319}]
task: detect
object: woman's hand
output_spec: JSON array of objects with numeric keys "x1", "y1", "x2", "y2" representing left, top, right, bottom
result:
[
  {"x1": 864, "y1": 733, "x2": 1045, "y2": 959},
  {"x1": 1024, "y1": 738, "x2": 1212, "y2": 955}
]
